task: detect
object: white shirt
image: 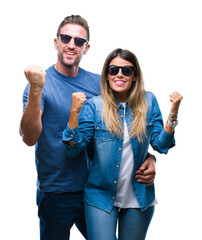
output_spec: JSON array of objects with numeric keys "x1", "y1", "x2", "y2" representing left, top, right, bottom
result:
[{"x1": 114, "y1": 103, "x2": 157, "y2": 208}]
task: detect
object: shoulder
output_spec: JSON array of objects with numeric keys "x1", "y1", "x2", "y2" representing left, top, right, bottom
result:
[
  {"x1": 80, "y1": 68, "x2": 100, "y2": 81},
  {"x1": 80, "y1": 96, "x2": 102, "y2": 119},
  {"x1": 145, "y1": 91, "x2": 155, "y2": 99},
  {"x1": 82, "y1": 95, "x2": 102, "y2": 112},
  {"x1": 45, "y1": 65, "x2": 54, "y2": 75},
  {"x1": 145, "y1": 91, "x2": 157, "y2": 105},
  {"x1": 85, "y1": 95, "x2": 102, "y2": 106},
  {"x1": 145, "y1": 91, "x2": 158, "y2": 107}
]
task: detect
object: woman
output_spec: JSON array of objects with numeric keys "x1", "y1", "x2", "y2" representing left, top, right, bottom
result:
[{"x1": 62, "y1": 48, "x2": 183, "y2": 240}]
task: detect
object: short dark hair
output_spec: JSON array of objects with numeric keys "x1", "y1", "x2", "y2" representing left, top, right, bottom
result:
[{"x1": 56, "y1": 15, "x2": 90, "y2": 41}]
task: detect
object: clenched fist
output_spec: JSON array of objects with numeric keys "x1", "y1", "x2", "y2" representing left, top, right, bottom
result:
[
  {"x1": 169, "y1": 92, "x2": 183, "y2": 114},
  {"x1": 24, "y1": 65, "x2": 46, "y2": 91},
  {"x1": 68, "y1": 92, "x2": 87, "y2": 130},
  {"x1": 71, "y1": 92, "x2": 87, "y2": 114}
]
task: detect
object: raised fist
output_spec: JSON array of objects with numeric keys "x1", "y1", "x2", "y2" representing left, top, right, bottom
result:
[
  {"x1": 71, "y1": 92, "x2": 87, "y2": 113},
  {"x1": 24, "y1": 65, "x2": 46, "y2": 90},
  {"x1": 169, "y1": 91, "x2": 183, "y2": 114}
]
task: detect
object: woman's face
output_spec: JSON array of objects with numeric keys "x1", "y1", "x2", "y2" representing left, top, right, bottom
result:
[{"x1": 107, "y1": 56, "x2": 136, "y2": 103}]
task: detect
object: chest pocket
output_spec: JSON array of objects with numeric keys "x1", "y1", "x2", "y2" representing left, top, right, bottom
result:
[{"x1": 94, "y1": 123, "x2": 114, "y2": 141}]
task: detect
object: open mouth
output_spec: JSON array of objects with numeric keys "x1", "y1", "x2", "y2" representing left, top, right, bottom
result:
[
  {"x1": 115, "y1": 80, "x2": 126, "y2": 86},
  {"x1": 65, "y1": 50, "x2": 75, "y2": 56}
]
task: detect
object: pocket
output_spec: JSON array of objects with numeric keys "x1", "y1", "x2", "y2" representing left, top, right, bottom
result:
[
  {"x1": 37, "y1": 190, "x2": 48, "y2": 217},
  {"x1": 93, "y1": 124, "x2": 115, "y2": 164},
  {"x1": 94, "y1": 124, "x2": 114, "y2": 141}
]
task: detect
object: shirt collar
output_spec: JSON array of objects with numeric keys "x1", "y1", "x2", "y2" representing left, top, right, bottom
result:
[{"x1": 117, "y1": 99, "x2": 129, "y2": 109}]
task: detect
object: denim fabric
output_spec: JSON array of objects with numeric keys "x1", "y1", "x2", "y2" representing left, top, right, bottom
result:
[
  {"x1": 63, "y1": 91, "x2": 175, "y2": 212},
  {"x1": 85, "y1": 203, "x2": 154, "y2": 240},
  {"x1": 37, "y1": 189, "x2": 87, "y2": 240}
]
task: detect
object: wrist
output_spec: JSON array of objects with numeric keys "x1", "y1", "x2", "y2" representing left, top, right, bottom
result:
[
  {"x1": 29, "y1": 85, "x2": 43, "y2": 96},
  {"x1": 146, "y1": 152, "x2": 156, "y2": 162},
  {"x1": 69, "y1": 111, "x2": 79, "y2": 130},
  {"x1": 168, "y1": 113, "x2": 178, "y2": 121},
  {"x1": 70, "y1": 109, "x2": 81, "y2": 115}
]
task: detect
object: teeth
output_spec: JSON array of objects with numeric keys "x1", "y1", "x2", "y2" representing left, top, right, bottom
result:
[
  {"x1": 65, "y1": 51, "x2": 74, "y2": 55},
  {"x1": 116, "y1": 81, "x2": 125, "y2": 84}
]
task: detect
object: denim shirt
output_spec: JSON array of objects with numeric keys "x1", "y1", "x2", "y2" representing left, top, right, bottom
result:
[{"x1": 62, "y1": 91, "x2": 175, "y2": 212}]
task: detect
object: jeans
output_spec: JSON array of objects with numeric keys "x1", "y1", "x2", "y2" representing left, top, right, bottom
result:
[
  {"x1": 37, "y1": 189, "x2": 87, "y2": 240},
  {"x1": 85, "y1": 203, "x2": 154, "y2": 240}
]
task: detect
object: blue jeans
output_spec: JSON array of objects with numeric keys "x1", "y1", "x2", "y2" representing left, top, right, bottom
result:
[
  {"x1": 85, "y1": 203, "x2": 154, "y2": 240},
  {"x1": 37, "y1": 189, "x2": 87, "y2": 240}
]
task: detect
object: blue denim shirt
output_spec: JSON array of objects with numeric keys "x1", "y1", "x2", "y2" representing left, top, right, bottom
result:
[{"x1": 62, "y1": 91, "x2": 175, "y2": 212}]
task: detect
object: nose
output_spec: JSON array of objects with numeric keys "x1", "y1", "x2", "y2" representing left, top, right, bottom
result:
[
  {"x1": 68, "y1": 38, "x2": 75, "y2": 48},
  {"x1": 117, "y1": 68, "x2": 123, "y2": 77}
]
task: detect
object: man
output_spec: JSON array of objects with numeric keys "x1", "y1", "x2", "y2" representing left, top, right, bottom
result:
[{"x1": 20, "y1": 15, "x2": 156, "y2": 240}]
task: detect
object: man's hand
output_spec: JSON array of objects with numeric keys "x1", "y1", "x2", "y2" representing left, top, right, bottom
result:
[
  {"x1": 20, "y1": 65, "x2": 46, "y2": 146},
  {"x1": 135, "y1": 157, "x2": 156, "y2": 186},
  {"x1": 24, "y1": 65, "x2": 46, "y2": 92}
]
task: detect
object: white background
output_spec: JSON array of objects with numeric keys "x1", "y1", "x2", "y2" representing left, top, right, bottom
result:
[{"x1": 1, "y1": 0, "x2": 201, "y2": 239}]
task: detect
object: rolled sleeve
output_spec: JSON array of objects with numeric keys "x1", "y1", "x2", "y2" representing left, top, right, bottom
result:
[
  {"x1": 62, "y1": 124, "x2": 82, "y2": 144},
  {"x1": 152, "y1": 128, "x2": 175, "y2": 153}
]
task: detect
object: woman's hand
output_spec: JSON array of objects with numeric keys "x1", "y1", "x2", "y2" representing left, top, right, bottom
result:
[
  {"x1": 169, "y1": 92, "x2": 183, "y2": 114},
  {"x1": 71, "y1": 92, "x2": 87, "y2": 113},
  {"x1": 68, "y1": 92, "x2": 87, "y2": 130},
  {"x1": 165, "y1": 92, "x2": 183, "y2": 134}
]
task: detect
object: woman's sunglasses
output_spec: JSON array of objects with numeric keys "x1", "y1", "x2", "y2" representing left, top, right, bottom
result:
[
  {"x1": 107, "y1": 65, "x2": 136, "y2": 77},
  {"x1": 59, "y1": 34, "x2": 88, "y2": 47}
]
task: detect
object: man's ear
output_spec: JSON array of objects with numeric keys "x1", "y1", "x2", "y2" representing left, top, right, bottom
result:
[
  {"x1": 83, "y1": 43, "x2": 90, "y2": 55},
  {"x1": 54, "y1": 38, "x2": 59, "y2": 50}
]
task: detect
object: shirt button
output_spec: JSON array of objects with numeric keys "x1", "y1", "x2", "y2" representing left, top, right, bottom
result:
[
  {"x1": 133, "y1": 146, "x2": 135, "y2": 149},
  {"x1": 71, "y1": 134, "x2": 73, "y2": 137},
  {"x1": 116, "y1": 165, "x2": 119, "y2": 168},
  {"x1": 121, "y1": 115, "x2": 123, "y2": 118},
  {"x1": 119, "y1": 148, "x2": 122, "y2": 151},
  {"x1": 97, "y1": 127, "x2": 99, "y2": 130},
  {"x1": 113, "y1": 196, "x2": 115, "y2": 199},
  {"x1": 114, "y1": 181, "x2": 117, "y2": 184}
]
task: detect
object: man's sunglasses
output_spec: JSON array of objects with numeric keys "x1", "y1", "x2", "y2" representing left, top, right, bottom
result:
[
  {"x1": 107, "y1": 65, "x2": 136, "y2": 77},
  {"x1": 59, "y1": 34, "x2": 88, "y2": 47}
]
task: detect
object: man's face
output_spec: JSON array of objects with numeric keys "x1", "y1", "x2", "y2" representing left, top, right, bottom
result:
[{"x1": 54, "y1": 24, "x2": 90, "y2": 69}]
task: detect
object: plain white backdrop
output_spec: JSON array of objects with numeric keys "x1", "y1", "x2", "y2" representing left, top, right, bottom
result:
[{"x1": 1, "y1": 0, "x2": 201, "y2": 239}]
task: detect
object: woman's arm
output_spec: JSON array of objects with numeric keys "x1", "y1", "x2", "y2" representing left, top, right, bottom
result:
[
  {"x1": 149, "y1": 91, "x2": 183, "y2": 153},
  {"x1": 164, "y1": 92, "x2": 183, "y2": 134},
  {"x1": 62, "y1": 93, "x2": 95, "y2": 156},
  {"x1": 68, "y1": 92, "x2": 87, "y2": 146}
]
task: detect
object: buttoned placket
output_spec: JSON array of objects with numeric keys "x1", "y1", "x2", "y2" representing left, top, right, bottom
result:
[{"x1": 111, "y1": 104, "x2": 125, "y2": 202}]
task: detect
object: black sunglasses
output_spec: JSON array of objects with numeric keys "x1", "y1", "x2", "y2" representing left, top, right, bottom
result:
[
  {"x1": 107, "y1": 65, "x2": 136, "y2": 77},
  {"x1": 59, "y1": 34, "x2": 88, "y2": 47}
]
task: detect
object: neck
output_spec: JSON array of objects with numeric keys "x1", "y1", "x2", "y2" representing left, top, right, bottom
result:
[
  {"x1": 54, "y1": 61, "x2": 79, "y2": 77},
  {"x1": 116, "y1": 94, "x2": 128, "y2": 103}
]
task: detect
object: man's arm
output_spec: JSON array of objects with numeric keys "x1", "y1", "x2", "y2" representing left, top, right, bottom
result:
[
  {"x1": 19, "y1": 66, "x2": 46, "y2": 146},
  {"x1": 135, "y1": 153, "x2": 156, "y2": 187}
]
